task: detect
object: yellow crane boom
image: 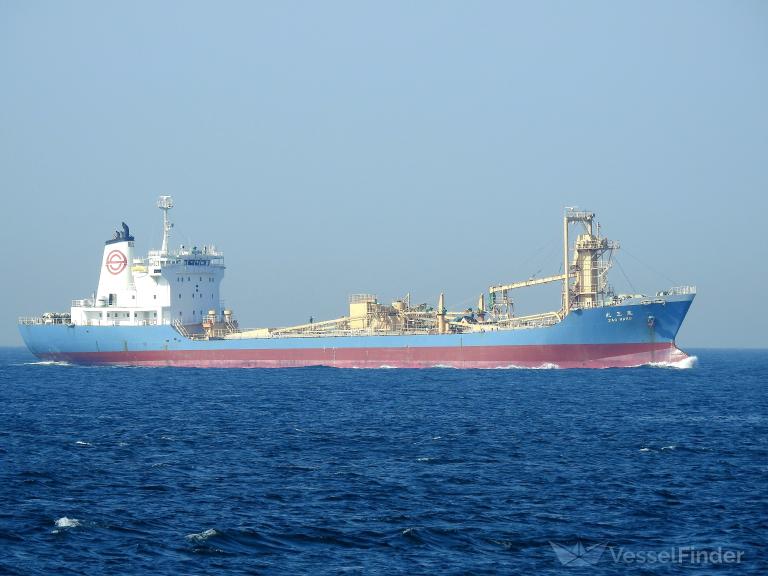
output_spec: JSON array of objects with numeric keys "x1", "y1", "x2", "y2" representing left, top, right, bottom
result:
[{"x1": 489, "y1": 273, "x2": 573, "y2": 294}]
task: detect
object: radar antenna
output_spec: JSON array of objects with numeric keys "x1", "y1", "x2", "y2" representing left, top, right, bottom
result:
[{"x1": 157, "y1": 195, "x2": 174, "y2": 255}]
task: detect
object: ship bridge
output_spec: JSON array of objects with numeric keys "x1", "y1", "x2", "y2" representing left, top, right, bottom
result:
[{"x1": 65, "y1": 196, "x2": 228, "y2": 329}]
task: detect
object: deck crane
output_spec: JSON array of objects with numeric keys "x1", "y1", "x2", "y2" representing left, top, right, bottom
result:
[{"x1": 488, "y1": 209, "x2": 618, "y2": 320}]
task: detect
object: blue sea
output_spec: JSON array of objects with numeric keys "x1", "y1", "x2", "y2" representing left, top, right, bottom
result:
[{"x1": 0, "y1": 347, "x2": 766, "y2": 574}]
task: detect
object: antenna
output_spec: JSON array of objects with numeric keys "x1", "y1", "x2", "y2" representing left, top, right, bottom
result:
[{"x1": 157, "y1": 195, "x2": 174, "y2": 254}]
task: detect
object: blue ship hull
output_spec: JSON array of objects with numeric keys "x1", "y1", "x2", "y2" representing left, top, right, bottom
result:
[{"x1": 19, "y1": 294, "x2": 694, "y2": 368}]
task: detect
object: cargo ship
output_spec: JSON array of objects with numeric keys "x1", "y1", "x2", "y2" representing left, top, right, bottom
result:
[{"x1": 19, "y1": 197, "x2": 695, "y2": 368}]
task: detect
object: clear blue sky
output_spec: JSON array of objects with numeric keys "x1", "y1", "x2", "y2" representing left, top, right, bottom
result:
[{"x1": 1, "y1": 1, "x2": 766, "y2": 347}]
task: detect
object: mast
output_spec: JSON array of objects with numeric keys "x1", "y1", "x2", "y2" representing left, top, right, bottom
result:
[
  {"x1": 437, "y1": 292, "x2": 446, "y2": 334},
  {"x1": 563, "y1": 210, "x2": 570, "y2": 315},
  {"x1": 157, "y1": 195, "x2": 174, "y2": 255}
]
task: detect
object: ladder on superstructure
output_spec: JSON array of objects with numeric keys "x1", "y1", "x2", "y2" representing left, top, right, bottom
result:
[{"x1": 171, "y1": 320, "x2": 191, "y2": 338}]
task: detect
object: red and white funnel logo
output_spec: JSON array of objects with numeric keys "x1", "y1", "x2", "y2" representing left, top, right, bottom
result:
[{"x1": 106, "y1": 249, "x2": 128, "y2": 275}]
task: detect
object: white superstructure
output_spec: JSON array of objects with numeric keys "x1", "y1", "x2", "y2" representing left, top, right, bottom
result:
[{"x1": 69, "y1": 197, "x2": 226, "y2": 328}]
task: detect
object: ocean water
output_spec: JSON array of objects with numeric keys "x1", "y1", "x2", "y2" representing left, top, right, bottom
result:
[{"x1": 0, "y1": 348, "x2": 766, "y2": 575}]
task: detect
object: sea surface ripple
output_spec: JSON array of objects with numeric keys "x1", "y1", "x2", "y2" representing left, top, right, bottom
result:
[{"x1": 0, "y1": 348, "x2": 766, "y2": 574}]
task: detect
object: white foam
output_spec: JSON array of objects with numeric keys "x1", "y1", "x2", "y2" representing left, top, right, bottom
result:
[
  {"x1": 75, "y1": 441, "x2": 92, "y2": 447},
  {"x1": 535, "y1": 362, "x2": 559, "y2": 369},
  {"x1": 54, "y1": 517, "x2": 80, "y2": 529},
  {"x1": 647, "y1": 356, "x2": 698, "y2": 369},
  {"x1": 186, "y1": 528, "x2": 218, "y2": 542},
  {"x1": 377, "y1": 365, "x2": 396, "y2": 369},
  {"x1": 23, "y1": 361, "x2": 72, "y2": 366},
  {"x1": 639, "y1": 447, "x2": 652, "y2": 452},
  {"x1": 493, "y1": 363, "x2": 560, "y2": 370},
  {"x1": 661, "y1": 445, "x2": 676, "y2": 451},
  {"x1": 416, "y1": 457, "x2": 434, "y2": 462},
  {"x1": 431, "y1": 364, "x2": 456, "y2": 369}
]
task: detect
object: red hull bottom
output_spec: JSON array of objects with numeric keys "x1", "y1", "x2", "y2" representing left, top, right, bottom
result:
[{"x1": 37, "y1": 342, "x2": 691, "y2": 369}]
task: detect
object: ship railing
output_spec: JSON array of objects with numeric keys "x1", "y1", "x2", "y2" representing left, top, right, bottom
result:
[
  {"x1": 666, "y1": 285, "x2": 697, "y2": 295},
  {"x1": 576, "y1": 239, "x2": 609, "y2": 250},
  {"x1": 272, "y1": 330, "x2": 438, "y2": 339},
  {"x1": 230, "y1": 327, "x2": 438, "y2": 339},
  {"x1": 19, "y1": 315, "x2": 171, "y2": 327},
  {"x1": 565, "y1": 210, "x2": 595, "y2": 221},
  {"x1": 204, "y1": 328, "x2": 240, "y2": 338},
  {"x1": 80, "y1": 319, "x2": 161, "y2": 327},
  {"x1": 72, "y1": 299, "x2": 95, "y2": 308},
  {"x1": 498, "y1": 313, "x2": 561, "y2": 330},
  {"x1": 18, "y1": 316, "x2": 72, "y2": 326}
]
